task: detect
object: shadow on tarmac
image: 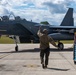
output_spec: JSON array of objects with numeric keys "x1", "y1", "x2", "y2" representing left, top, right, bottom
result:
[
  {"x1": 47, "y1": 67, "x2": 70, "y2": 71},
  {"x1": 0, "y1": 48, "x2": 73, "y2": 53},
  {"x1": 50, "y1": 48, "x2": 73, "y2": 52}
]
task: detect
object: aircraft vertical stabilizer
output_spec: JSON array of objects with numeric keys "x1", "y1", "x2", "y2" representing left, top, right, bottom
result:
[{"x1": 60, "y1": 8, "x2": 74, "y2": 26}]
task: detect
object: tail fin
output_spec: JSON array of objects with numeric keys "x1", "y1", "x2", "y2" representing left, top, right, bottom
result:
[{"x1": 60, "y1": 8, "x2": 74, "y2": 26}]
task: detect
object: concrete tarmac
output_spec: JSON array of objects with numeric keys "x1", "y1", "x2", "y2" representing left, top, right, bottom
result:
[{"x1": 0, "y1": 44, "x2": 76, "y2": 75}]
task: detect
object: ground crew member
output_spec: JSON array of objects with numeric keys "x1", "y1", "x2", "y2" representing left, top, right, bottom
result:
[{"x1": 37, "y1": 26, "x2": 57, "y2": 69}]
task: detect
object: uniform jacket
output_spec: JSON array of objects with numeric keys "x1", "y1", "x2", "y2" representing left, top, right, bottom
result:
[{"x1": 37, "y1": 30, "x2": 56, "y2": 50}]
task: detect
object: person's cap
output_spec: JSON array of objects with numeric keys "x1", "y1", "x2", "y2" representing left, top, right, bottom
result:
[{"x1": 43, "y1": 29, "x2": 48, "y2": 34}]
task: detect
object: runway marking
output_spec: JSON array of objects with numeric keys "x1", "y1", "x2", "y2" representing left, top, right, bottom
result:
[
  {"x1": 59, "y1": 53, "x2": 76, "y2": 70},
  {"x1": 0, "y1": 47, "x2": 15, "y2": 59},
  {"x1": 0, "y1": 53, "x2": 12, "y2": 59}
]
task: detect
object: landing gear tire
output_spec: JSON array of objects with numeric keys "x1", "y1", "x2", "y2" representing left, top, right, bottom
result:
[
  {"x1": 15, "y1": 46, "x2": 18, "y2": 52},
  {"x1": 74, "y1": 61, "x2": 76, "y2": 64},
  {"x1": 58, "y1": 42, "x2": 64, "y2": 50}
]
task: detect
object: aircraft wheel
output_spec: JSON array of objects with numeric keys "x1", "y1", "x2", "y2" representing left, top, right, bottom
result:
[
  {"x1": 15, "y1": 46, "x2": 18, "y2": 52},
  {"x1": 58, "y1": 42, "x2": 64, "y2": 50},
  {"x1": 74, "y1": 61, "x2": 76, "y2": 64}
]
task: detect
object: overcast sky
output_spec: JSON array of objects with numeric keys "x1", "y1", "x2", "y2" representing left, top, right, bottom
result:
[{"x1": 0, "y1": 0, "x2": 76, "y2": 25}]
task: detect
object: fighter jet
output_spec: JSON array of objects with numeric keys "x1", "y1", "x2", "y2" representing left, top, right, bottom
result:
[{"x1": 0, "y1": 8, "x2": 75, "y2": 51}]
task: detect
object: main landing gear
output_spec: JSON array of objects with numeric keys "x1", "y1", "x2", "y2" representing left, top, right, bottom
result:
[
  {"x1": 58, "y1": 42, "x2": 64, "y2": 50},
  {"x1": 74, "y1": 61, "x2": 76, "y2": 64}
]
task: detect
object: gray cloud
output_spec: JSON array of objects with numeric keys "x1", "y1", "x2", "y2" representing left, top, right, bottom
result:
[
  {"x1": 42, "y1": 0, "x2": 75, "y2": 13},
  {"x1": 43, "y1": 2, "x2": 66, "y2": 13},
  {"x1": 0, "y1": 0, "x2": 76, "y2": 25},
  {"x1": 0, "y1": 6, "x2": 10, "y2": 16}
]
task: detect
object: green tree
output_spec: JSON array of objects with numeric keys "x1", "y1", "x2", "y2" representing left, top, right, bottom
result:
[{"x1": 40, "y1": 21, "x2": 49, "y2": 25}]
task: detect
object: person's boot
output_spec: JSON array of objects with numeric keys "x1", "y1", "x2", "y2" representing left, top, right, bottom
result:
[
  {"x1": 45, "y1": 65, "x2": 47, "y2": 68},
  {"x1": 41, "y1": 61, "x2": 45, "y2": 69},
  {"x1": 42, "y1": 63, "x2": 45, "y2": 69},
  {"x1": 41, "y1": 58, "x2": 45, "y2": 69}
]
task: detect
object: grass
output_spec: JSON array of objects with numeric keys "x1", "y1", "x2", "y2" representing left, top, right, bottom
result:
[
  {"x1": 0, "y1": 36, "x2": 14, "y2": 44},
  {"x1": 0, "y1": 35, "x2": 74, "y2": 44}
]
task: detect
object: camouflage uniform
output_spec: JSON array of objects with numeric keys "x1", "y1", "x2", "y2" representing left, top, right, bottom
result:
[{"x1": 37, "y1": 29, "x2": 56, "y2": 68}]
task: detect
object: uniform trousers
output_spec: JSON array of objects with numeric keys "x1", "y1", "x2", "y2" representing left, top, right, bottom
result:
[{"x1": 40, "y1": 47, "x2": 50, "y2": 65}]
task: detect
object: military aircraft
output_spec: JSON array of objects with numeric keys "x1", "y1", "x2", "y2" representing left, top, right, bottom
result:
[{"x1": 0, "y1": 8, "x2": 75, "y2": 51}]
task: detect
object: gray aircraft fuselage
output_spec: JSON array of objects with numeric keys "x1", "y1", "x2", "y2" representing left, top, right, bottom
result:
[
  {"x1": 0, "y1": 19, "x2": 74, "y2": 43},
  {"x1": 0, "y1": 8, "x2": 75, "y2": 43}
]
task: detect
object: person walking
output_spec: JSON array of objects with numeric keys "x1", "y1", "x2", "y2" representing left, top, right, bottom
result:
[{"x1": 37, "y1": 26, "x2": 57, "y2": 69}]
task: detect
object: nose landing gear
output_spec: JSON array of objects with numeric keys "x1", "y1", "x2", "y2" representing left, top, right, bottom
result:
[
  {"x1": 15, "y1": 44, "x2": 18, "y2": 52},
  {"x1": 13, "y1": 36, "x2": 19, "y2": 52}
]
